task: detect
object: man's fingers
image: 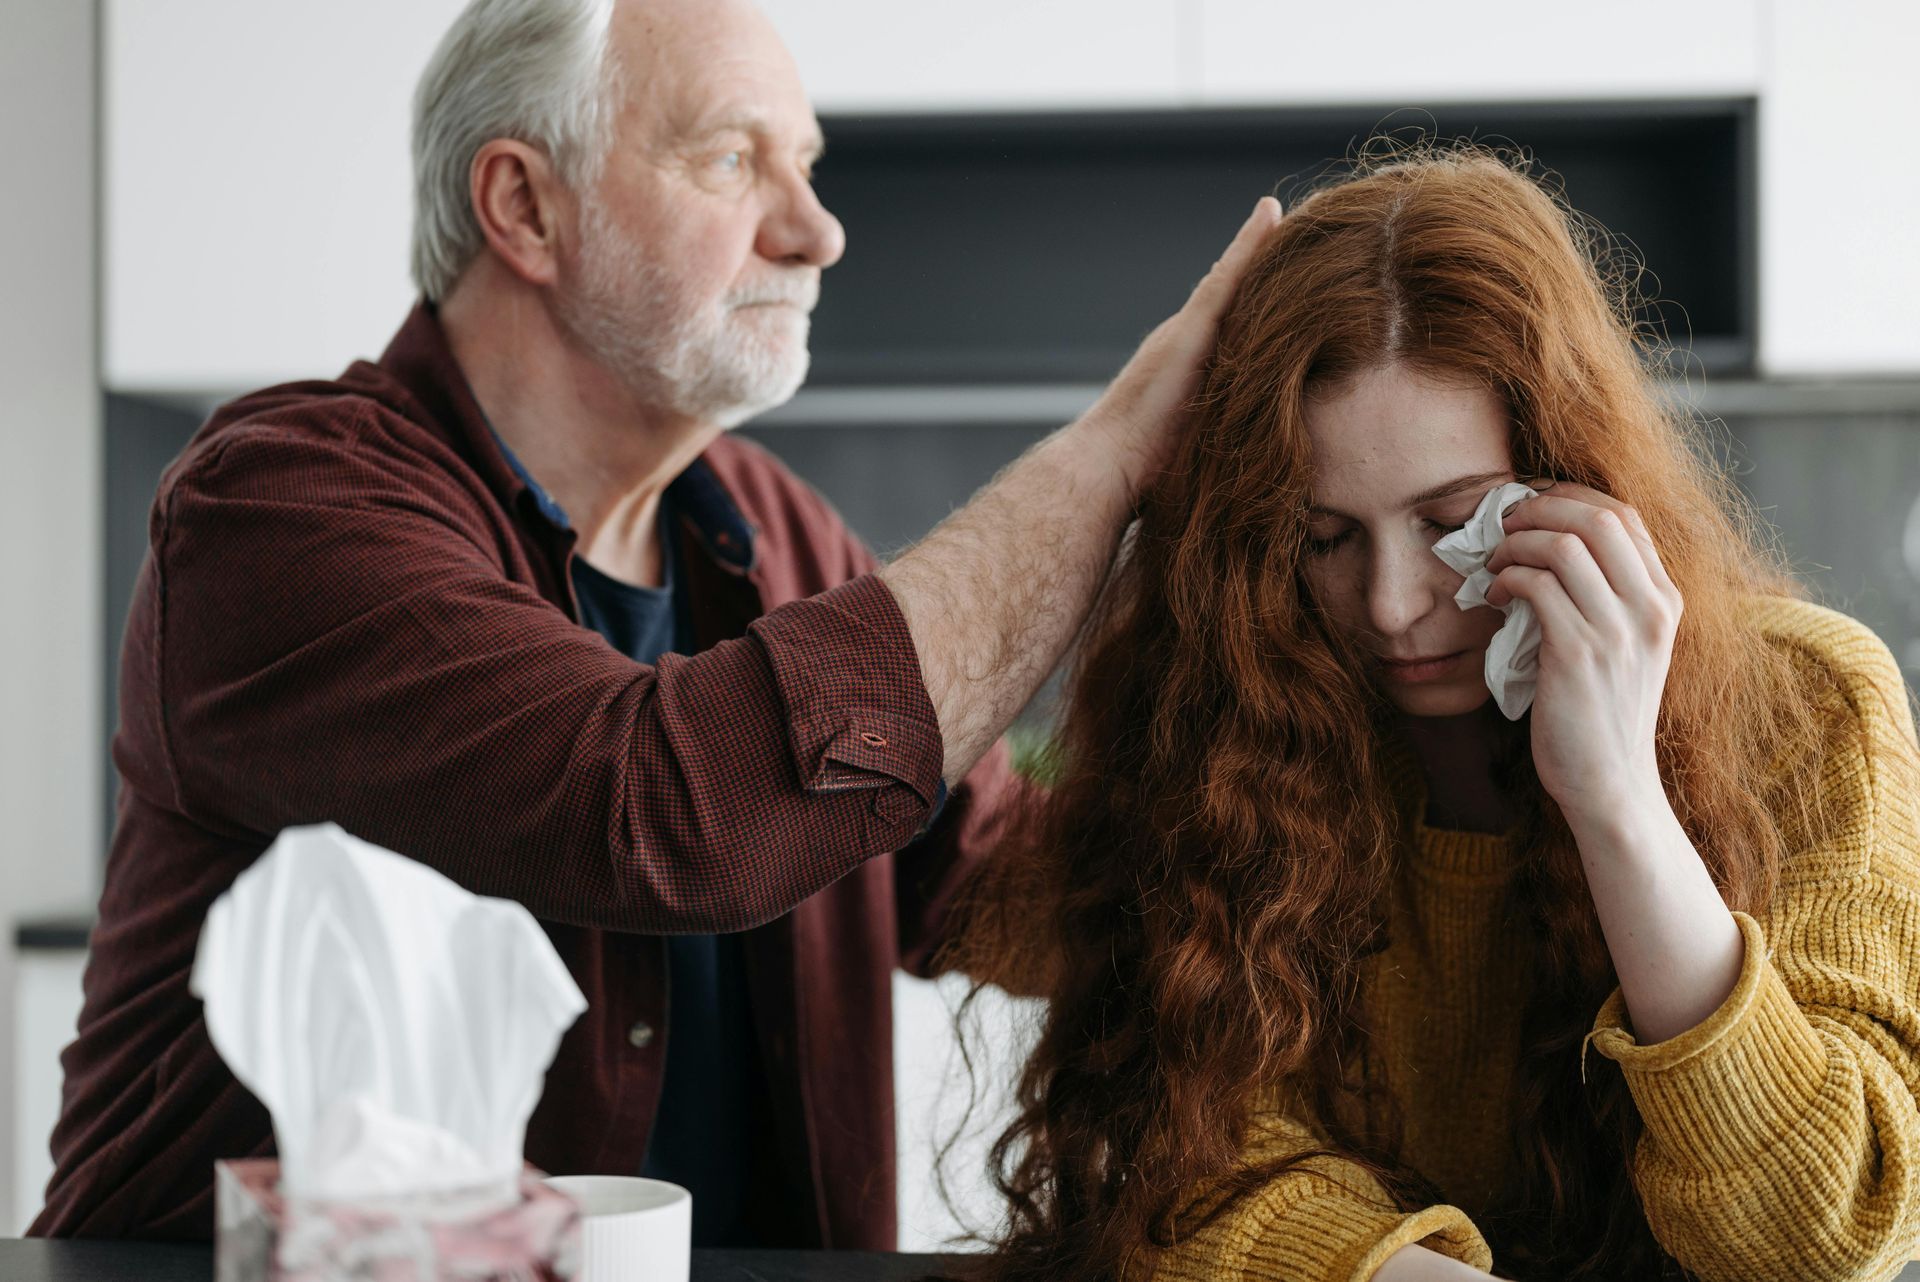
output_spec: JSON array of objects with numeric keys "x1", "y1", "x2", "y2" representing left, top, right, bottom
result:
[{"x1": 1184, "y1": 196, "x2": 1283, "y2": 322}]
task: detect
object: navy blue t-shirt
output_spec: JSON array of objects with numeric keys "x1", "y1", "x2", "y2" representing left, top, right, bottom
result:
[
  {"x1": 577, "y1": 548, "x2": 763, "y2": 1247},
  {"x1": 493, "y1": 433, "x2": 762, "y2": 1246}
]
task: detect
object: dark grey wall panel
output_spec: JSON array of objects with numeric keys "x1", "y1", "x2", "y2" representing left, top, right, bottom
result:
[
  {"x1": 102, "y1": 395, "x2": 202, "y2": 837},
  {"x1": 1726, "y1": 414, "x2": 1920, "y2": 685},
  {"x1": 807, "y1": 101, "x2": 1756, "y2": 384}
]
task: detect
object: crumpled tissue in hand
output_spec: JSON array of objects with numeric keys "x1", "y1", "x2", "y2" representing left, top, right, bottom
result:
[
  {"x1": 191, "y1": 822, "x2": 587, "y2": 1206},
  {"x1": 1431, "y1": 481, "x2": 1544, "y2": 720}
]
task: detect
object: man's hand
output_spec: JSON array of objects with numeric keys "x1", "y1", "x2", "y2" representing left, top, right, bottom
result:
[{"x1": 880, "y1": 198, "x2": 1283, "y2": 783}]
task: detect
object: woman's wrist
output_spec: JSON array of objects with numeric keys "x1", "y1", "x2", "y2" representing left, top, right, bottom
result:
[
  {"x1": 1566, "y1": 786, "x2": 1747, "y2": 1044},
  {"x1": 1557, "y1": 769, "x2": 1672, "y2": 853}
]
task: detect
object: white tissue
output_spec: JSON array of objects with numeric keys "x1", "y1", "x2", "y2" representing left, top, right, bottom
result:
[
  {"x1": 191, "y1": 823, "x2": 587, "y2": 1205},
  {"x1": 1431, "y1": 482, "x2": 1544, "y2": 720}
]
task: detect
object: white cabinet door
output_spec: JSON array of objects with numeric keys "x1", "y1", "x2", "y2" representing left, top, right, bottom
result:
[
  {"x1": 104, "y1": 0, "x2": 468, "y2": 396},
  {"x1": 1196, "y1": 0, "x2": 1761, "y2": 103},
  {"x1": 758, "y1": 0, "x2": 1188, "y2": 112},
  {"x1": 11, "y1": 951, "x2": 86, "y2": 1235},
  {"x1": 1758, "y1": 1, "x2": 1920, "y2": 375},
  {"x1": 892, "y1": 970, "x2": 1041, "y2": 1252},
  {"x1": 102, "y1": 0, "x2": 1920, "y2": 391}
]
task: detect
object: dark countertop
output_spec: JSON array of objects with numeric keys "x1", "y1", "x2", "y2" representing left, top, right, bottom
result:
[
  {"x1": 14, "y1": 915, "x2": 92, "y2": 952},
  {"x1": 0, "y1": 1240, "x2": 972, "y2": 1280}
]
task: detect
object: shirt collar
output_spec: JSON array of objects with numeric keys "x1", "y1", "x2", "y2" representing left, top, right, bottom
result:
[{"x1": 489, "y1": 427, "x2": 757, "y2": 575}]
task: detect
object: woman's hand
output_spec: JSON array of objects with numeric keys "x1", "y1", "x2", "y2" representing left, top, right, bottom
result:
[
  {"x1": 1483, "y1": 482, "x2": 1683, "y2": 825},
  {"x1": 1485, "y1": 483, "x2": 1746, "y2": 1044}
]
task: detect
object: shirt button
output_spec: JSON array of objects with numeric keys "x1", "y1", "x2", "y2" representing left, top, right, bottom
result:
[{"x1": 628, "y1": 1020, "x2": 655, "y2": 1049}]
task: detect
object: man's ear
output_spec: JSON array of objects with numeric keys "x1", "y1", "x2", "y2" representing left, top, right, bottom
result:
[{"x1": 468, "y1": 139, "x2": 571, "y2": 288}]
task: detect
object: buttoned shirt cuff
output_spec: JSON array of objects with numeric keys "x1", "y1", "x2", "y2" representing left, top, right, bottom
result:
[
  {"x1": 1584, "y1": 910, "x2": 1831, "y2": 1172},
  {"x1": 751, "y1": 573, "x2": 946, "y2": 823}
]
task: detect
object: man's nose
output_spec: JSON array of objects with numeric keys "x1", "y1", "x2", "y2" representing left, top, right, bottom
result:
[
  {"x1": 759, "y1": 170, "x2": 846, "y2": 270},
  {"x1": 1367, "y1": 540, "x2": 1440, "y2": 640}
]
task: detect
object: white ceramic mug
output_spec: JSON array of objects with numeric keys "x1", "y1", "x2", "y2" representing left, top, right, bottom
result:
[{"x1": 544, "y1": 1175, "x2": 692, "y2": 1282}]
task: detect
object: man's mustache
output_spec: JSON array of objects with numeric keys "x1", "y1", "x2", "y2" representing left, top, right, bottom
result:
[{"x1": 727, "y1": 276, "x2": 820, "y2": 312}]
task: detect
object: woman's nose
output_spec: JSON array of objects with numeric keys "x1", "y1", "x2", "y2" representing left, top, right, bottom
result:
[{"x1": 1366, "y1": 540, "x2": 1442, "y2": 639}]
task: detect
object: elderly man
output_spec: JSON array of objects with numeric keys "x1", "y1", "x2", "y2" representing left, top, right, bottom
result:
[{"x1": 32, "y1": 0, "x2": 1277, "y2": 1250}]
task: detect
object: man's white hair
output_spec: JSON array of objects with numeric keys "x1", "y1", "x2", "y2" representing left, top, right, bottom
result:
[{"x1": 410, "y1": 0, "x2": 624, "y2": 302}]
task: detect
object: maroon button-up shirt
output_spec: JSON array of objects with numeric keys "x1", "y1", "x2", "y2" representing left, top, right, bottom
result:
[{"x1": 31, "y1": 304, "x2": 1016, "y2": 1247}]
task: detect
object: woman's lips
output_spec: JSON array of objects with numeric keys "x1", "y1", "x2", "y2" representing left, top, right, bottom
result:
[{"x1": 1377, "y1": 650, "x2": 1469, "y2": 683}]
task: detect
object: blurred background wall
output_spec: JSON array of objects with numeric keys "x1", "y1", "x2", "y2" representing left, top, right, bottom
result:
[
  {"x1": 5, "y1": 0, "x2": 1918, "y2": 1249},
  {"x1": 1, "y1": 0, "x2": 101, "y2": 1240}
]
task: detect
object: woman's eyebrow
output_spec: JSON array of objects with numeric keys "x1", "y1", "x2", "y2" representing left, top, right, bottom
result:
[
  {"x1": 1400, "y1": 468, "x2": 1514, "y2": 508},
  {"x1": 1306, "y1": 469, "x2": 1513, "y2": 518}
]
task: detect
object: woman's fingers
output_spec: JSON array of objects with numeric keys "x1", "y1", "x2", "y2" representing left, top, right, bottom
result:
[
  {"x1": 1484, "y1": 528, "x2": 1621, "y2": 628},
  {"x1": 1518, "y1": 484, "x2": 1674, "y2": 589},
  {"x1": 1487, "y1": 563, "x2": 1587, "y2": 647},
  {"x1": 1498, "y1": 491, "x2": 1673, "y2": 615}
]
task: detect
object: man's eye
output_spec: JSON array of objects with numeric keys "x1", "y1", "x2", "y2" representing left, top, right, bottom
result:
[
  {"x1": 713, "y1": 149, "x2": 746, "y2": 173},
  {"x1": 1424, "y1": 519, "x2": 1467, "y2": 538}
]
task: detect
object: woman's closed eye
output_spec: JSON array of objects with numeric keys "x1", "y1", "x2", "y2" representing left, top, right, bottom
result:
[{"x1": 1302, "y1": 518, "x2": 1465, "y2": 557}]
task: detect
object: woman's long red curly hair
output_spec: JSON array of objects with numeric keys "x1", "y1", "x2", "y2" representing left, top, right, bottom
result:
[{"x1": 956, "y1": 143, "x2": 1837, "y2": 1281}]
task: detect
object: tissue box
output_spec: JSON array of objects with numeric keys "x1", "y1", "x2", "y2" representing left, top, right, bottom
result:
[{"x1": 215, "y1": 1160, "x2": 581, "y2": 1281}]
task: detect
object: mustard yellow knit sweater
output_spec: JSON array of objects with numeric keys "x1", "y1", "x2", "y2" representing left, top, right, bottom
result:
[{"x1": 1152, "y1": 598, "x2": 1920, "y2": 1282}]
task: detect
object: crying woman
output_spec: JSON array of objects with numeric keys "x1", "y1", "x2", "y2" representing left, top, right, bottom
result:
[{"x1": 960, "y1": 145, "x2": 1920, "y2": 1282}]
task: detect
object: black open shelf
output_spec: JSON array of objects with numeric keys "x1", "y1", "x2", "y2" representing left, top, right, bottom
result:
[{"x1": 807, "y1": 100, "x2": 1757, "y2": 384}]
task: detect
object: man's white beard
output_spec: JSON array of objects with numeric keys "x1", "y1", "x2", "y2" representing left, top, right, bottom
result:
[{"x1": 556, "y1": 194, "x2": 814, "y2": 429}]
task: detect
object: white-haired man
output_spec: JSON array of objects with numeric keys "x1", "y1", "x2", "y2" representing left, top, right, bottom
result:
[{"x1": 35, "y1": 0, "x2": 1279, "y2": 1249}]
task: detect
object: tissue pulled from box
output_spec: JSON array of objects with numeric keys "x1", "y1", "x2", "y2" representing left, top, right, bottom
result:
[
  {"x1": 1432, "y1": 481, "x2": 1544, "y2": 720},
  {"x1": 191, "y1": 823, "x2": 587, "y2": 1205}
]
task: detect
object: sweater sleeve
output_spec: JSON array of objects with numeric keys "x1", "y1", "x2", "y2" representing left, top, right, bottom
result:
[
  {"x1": 1154, "y1": 1111, "x2": 1493, "y2": 1282},
  {"x1": 1585, "y1": 604, "x2": 1920, "y2": 1282}
]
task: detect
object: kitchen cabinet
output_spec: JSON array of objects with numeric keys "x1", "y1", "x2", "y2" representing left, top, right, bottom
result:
[
  {"x1": 1757, "y1": 0, "x2": 1920, "y2": 375},
  {"x1": 759, "y1": 0, "x2": 1187, "y2": 111},
  {"x1": 10, "y1": 945, "x2": 85, "y2": 1235},
  {"x1": 103, "y1": 0, "x2": 1917, "y2": 390},
  {"x1": 103, "y1": 0, "x2": 466, "y2": 395},
  {"x1": 1194, "y1": 0, "x2": 1761, "y2": 104}
]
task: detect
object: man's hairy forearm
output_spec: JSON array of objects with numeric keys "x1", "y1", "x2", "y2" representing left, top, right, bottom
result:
[{"x1": 880, "y1": 422, "x2": 1132, "y2": 783}]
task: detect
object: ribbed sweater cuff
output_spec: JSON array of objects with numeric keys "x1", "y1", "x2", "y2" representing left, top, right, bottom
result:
[
  {"x1": 1210, "y1": 1185, "x2": 1491, "y2": 1282},
  {"x1": 1586, "y1": 911, "x2": 1830, "y2": 1170}
]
